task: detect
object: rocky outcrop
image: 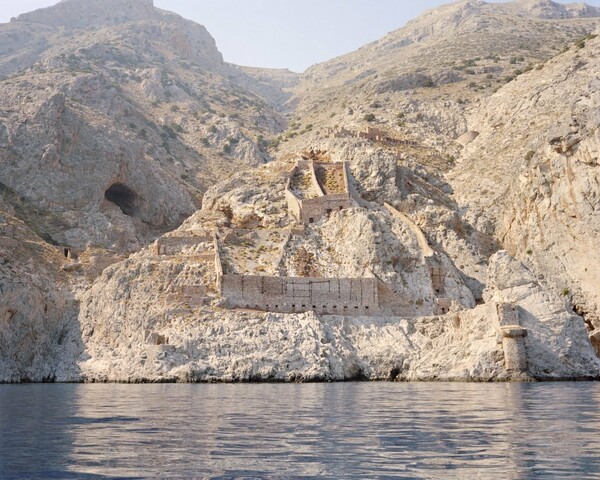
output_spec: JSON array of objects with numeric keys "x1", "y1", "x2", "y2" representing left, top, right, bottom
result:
[
  {"x1": 16, "y1": 0, "x2": 156, "y2": 28},
  {"x1": 451, "y1": 32, "x2": 600, "y2": 331},
  {"x1": 74, "y1": 144, "x2": 600, "y2": 382},
  {"x1": 77, "y1": 246, "x2": 600, "y2": 382},
  {"x1": 0, "y1": 199, "x2": 81, "y2": 382},
  {"x1": 0, "y1": 0, "x2": 285, "y2": 253}
]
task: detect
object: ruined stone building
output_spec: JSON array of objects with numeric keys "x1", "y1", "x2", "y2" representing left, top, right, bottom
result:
[
  {"x1": 152, "y1": 229, "x2": 215, "y2": 308},
  {"x1": 357, "y1": 126, "x2": 417, "y2": 146},
  {"x1": 219, "y1": 274, "x2": 380, "y2": 316},
  {"x1": 147, "y1": 155, "x2": 454, "y2": 318},
  {"x1": 285, "y1": 159, "x2": 355, "y2": 225},
  {"x1": 213, "y1": 227, "x2": 421, "y2": 317},
  {"x1": 326, "y1": 125, "x2": 417, "y2": 147}
]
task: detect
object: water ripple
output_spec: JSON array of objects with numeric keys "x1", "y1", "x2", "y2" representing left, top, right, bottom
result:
[{"x1": 1, "y1": 382, "x2": 600, "y2": 478}]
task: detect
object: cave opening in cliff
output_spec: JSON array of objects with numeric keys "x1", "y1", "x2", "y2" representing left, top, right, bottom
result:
[{"x1": 104, "y1": 183, "x2": 139, "y2": 217}]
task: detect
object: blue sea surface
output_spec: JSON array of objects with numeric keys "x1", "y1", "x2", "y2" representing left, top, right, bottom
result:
[{"x1": 1, "y1": 382, "x2": 600, "y2": 479}]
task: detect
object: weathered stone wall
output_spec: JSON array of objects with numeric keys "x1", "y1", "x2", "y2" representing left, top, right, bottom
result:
[
  {"x1": 298, "y1": 194, "x2": 353, "y2": 224},
  {"x1": 221, "y1": 274, "x2": 379, "y2": 315},
  {"x1": 431, "y1": 267, "x2": 445, "y2": 295},
  {"x1": 284, "y1": 179, "x2": 302, "y2": 221},
  {"x1": 376, "y1": 280, "x2": 413, "y2": 316},
  {"x1": 496, "y1": 303, "x2": 529, "y2": 373},
  {"x1": 154, "y1": 231, "x2": 213, "y2": 255},
  {"x1": 285, "y1": 160, "x2": 354, "y2": 225},
  {"x1": 307, "y1": 161, "x2": 325, "y2": 197},
  {"x1": 435, "y1": 298, "x2": 452, "y2": 315},
  {"x1": 497, "y1": 302, "x2": 519, "y2": 326},
  {"x1": 358, "y1": 126, "x2": 387, "y2": 141},
  {"x1": 164, "y1": 284, "x2": 206, "y2": 308},
  {"x1": 501, "y1": 325, "x2": 528, "y2": 372}
]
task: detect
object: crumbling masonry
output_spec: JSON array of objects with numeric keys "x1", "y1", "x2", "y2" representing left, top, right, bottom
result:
[
  {"x1": 326, "y1": 126, "x2": 417, "y2": 146},
  {"x1": 149, "y1": 154, "x2": 456, "y2": 318},
  {"x1": 285, "y1": 159, "x2": 355, "y2": 225},
  {"x1": 497, "y1": 303, "x2": 529, "y2": 373}
]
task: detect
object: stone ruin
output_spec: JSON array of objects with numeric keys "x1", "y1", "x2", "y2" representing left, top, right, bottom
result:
[
  {"x1": 326, "y1": 126, "x2": 417, "y2": 147},
  {"x1": 144, "y1": 150, "x2": 460, "y2": 319},
  {"x1": 153, "y1": 229, "x2": 215, "y2": 261},
  {"x1": 218, "y1": 274, "x2": 380, "y2": 316},
  {"x1": 285, "y1": 158, "x2": 355, "y2": 225},
  {"x1": 214, "y1": 229, "x2": 420, "y2": 317},
  {"x1": 164, "y1": 284, "x2": 206, "y2": 308},
  {"x1": 151, "y1": 229, "x2": 217, "y2": 308},
  {"x1": 496, "y1": 302, "x2": 528, "y2": 373}
]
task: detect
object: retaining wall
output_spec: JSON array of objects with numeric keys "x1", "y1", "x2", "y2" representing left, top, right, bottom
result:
[{"x1": 221, "y1": 274, "x2": 379, "y2": 315}]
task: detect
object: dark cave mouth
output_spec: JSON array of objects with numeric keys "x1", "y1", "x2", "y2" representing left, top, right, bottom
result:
[{"x1": 104, "y1": 183, "x2": 139, "y2": 217}]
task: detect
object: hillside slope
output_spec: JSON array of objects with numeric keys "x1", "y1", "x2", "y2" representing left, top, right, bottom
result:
[{"x1": 0, "y1": 0, "x2": 287, "y2": 253}]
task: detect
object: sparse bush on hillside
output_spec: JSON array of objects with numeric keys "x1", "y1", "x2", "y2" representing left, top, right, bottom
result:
[
  {"x1": 576, "y1": 34, "x2": 597, "y2": 49},
  {"x1": 364, "y1": 113, "x2": 376, "y2": 122}
]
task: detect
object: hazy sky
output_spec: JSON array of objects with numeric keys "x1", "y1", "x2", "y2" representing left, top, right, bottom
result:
[{"x1": 1, "y1": 0, "x2": 599, "y2": 71}]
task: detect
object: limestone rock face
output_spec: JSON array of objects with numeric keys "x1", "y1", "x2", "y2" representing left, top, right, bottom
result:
[
  {"x1": 75, "y1": 155, "x2": 599, "y2": 382},
  {"x1": 0, "y1": 200, "x2": 81, "y2": 382},
  {"x1": 18, "y1": 0, "x2": 156, "y2": 28},
  {"x1": 0, "y1": 0, "x2": 286, "y2": 252},
  {"x1": 484, "y1": 251, "x2": 600, "y2": 379},
  {"x1": 3, "y1": 0, "x2": 600, "y2": 383},
  {"x1": 452, "y1": 33, "x2": 600, "y2": 330},
  {"x1": 515, "y1": 0, "x2": 600, "y2": 19},
  {"x1": 77, "y1": 247, "x2": 600, "y2": 382}
]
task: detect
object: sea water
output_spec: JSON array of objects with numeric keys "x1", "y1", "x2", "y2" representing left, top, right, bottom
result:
[{"x1": 1, "y1": 382, "x2": 600, "y2": 479}]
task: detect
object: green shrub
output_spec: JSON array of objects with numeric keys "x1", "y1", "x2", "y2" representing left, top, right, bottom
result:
[{"x1": 364, "y1": 113, "x2": 376, "y2": 122}]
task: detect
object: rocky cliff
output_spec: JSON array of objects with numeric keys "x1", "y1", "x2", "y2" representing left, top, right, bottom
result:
[
  {"x1": 0, "y1": 0, "x2": 286, "y2": 253},
  {"x1": 2, "y1": 0, "x2": 600, "y2": 383},
  {"x1": 451, "y1": 30, "x2": 600, "y2": 339}
]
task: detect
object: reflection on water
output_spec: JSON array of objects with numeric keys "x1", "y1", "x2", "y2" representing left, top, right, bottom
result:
[{"x1": 1, "y1": 382, "x2": 600, "y2": 479}]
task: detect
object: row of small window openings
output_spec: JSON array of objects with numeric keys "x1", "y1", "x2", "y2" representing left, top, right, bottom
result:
[{"x1": 254, "y1": 305, "x2": 369, "y2": 311}]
